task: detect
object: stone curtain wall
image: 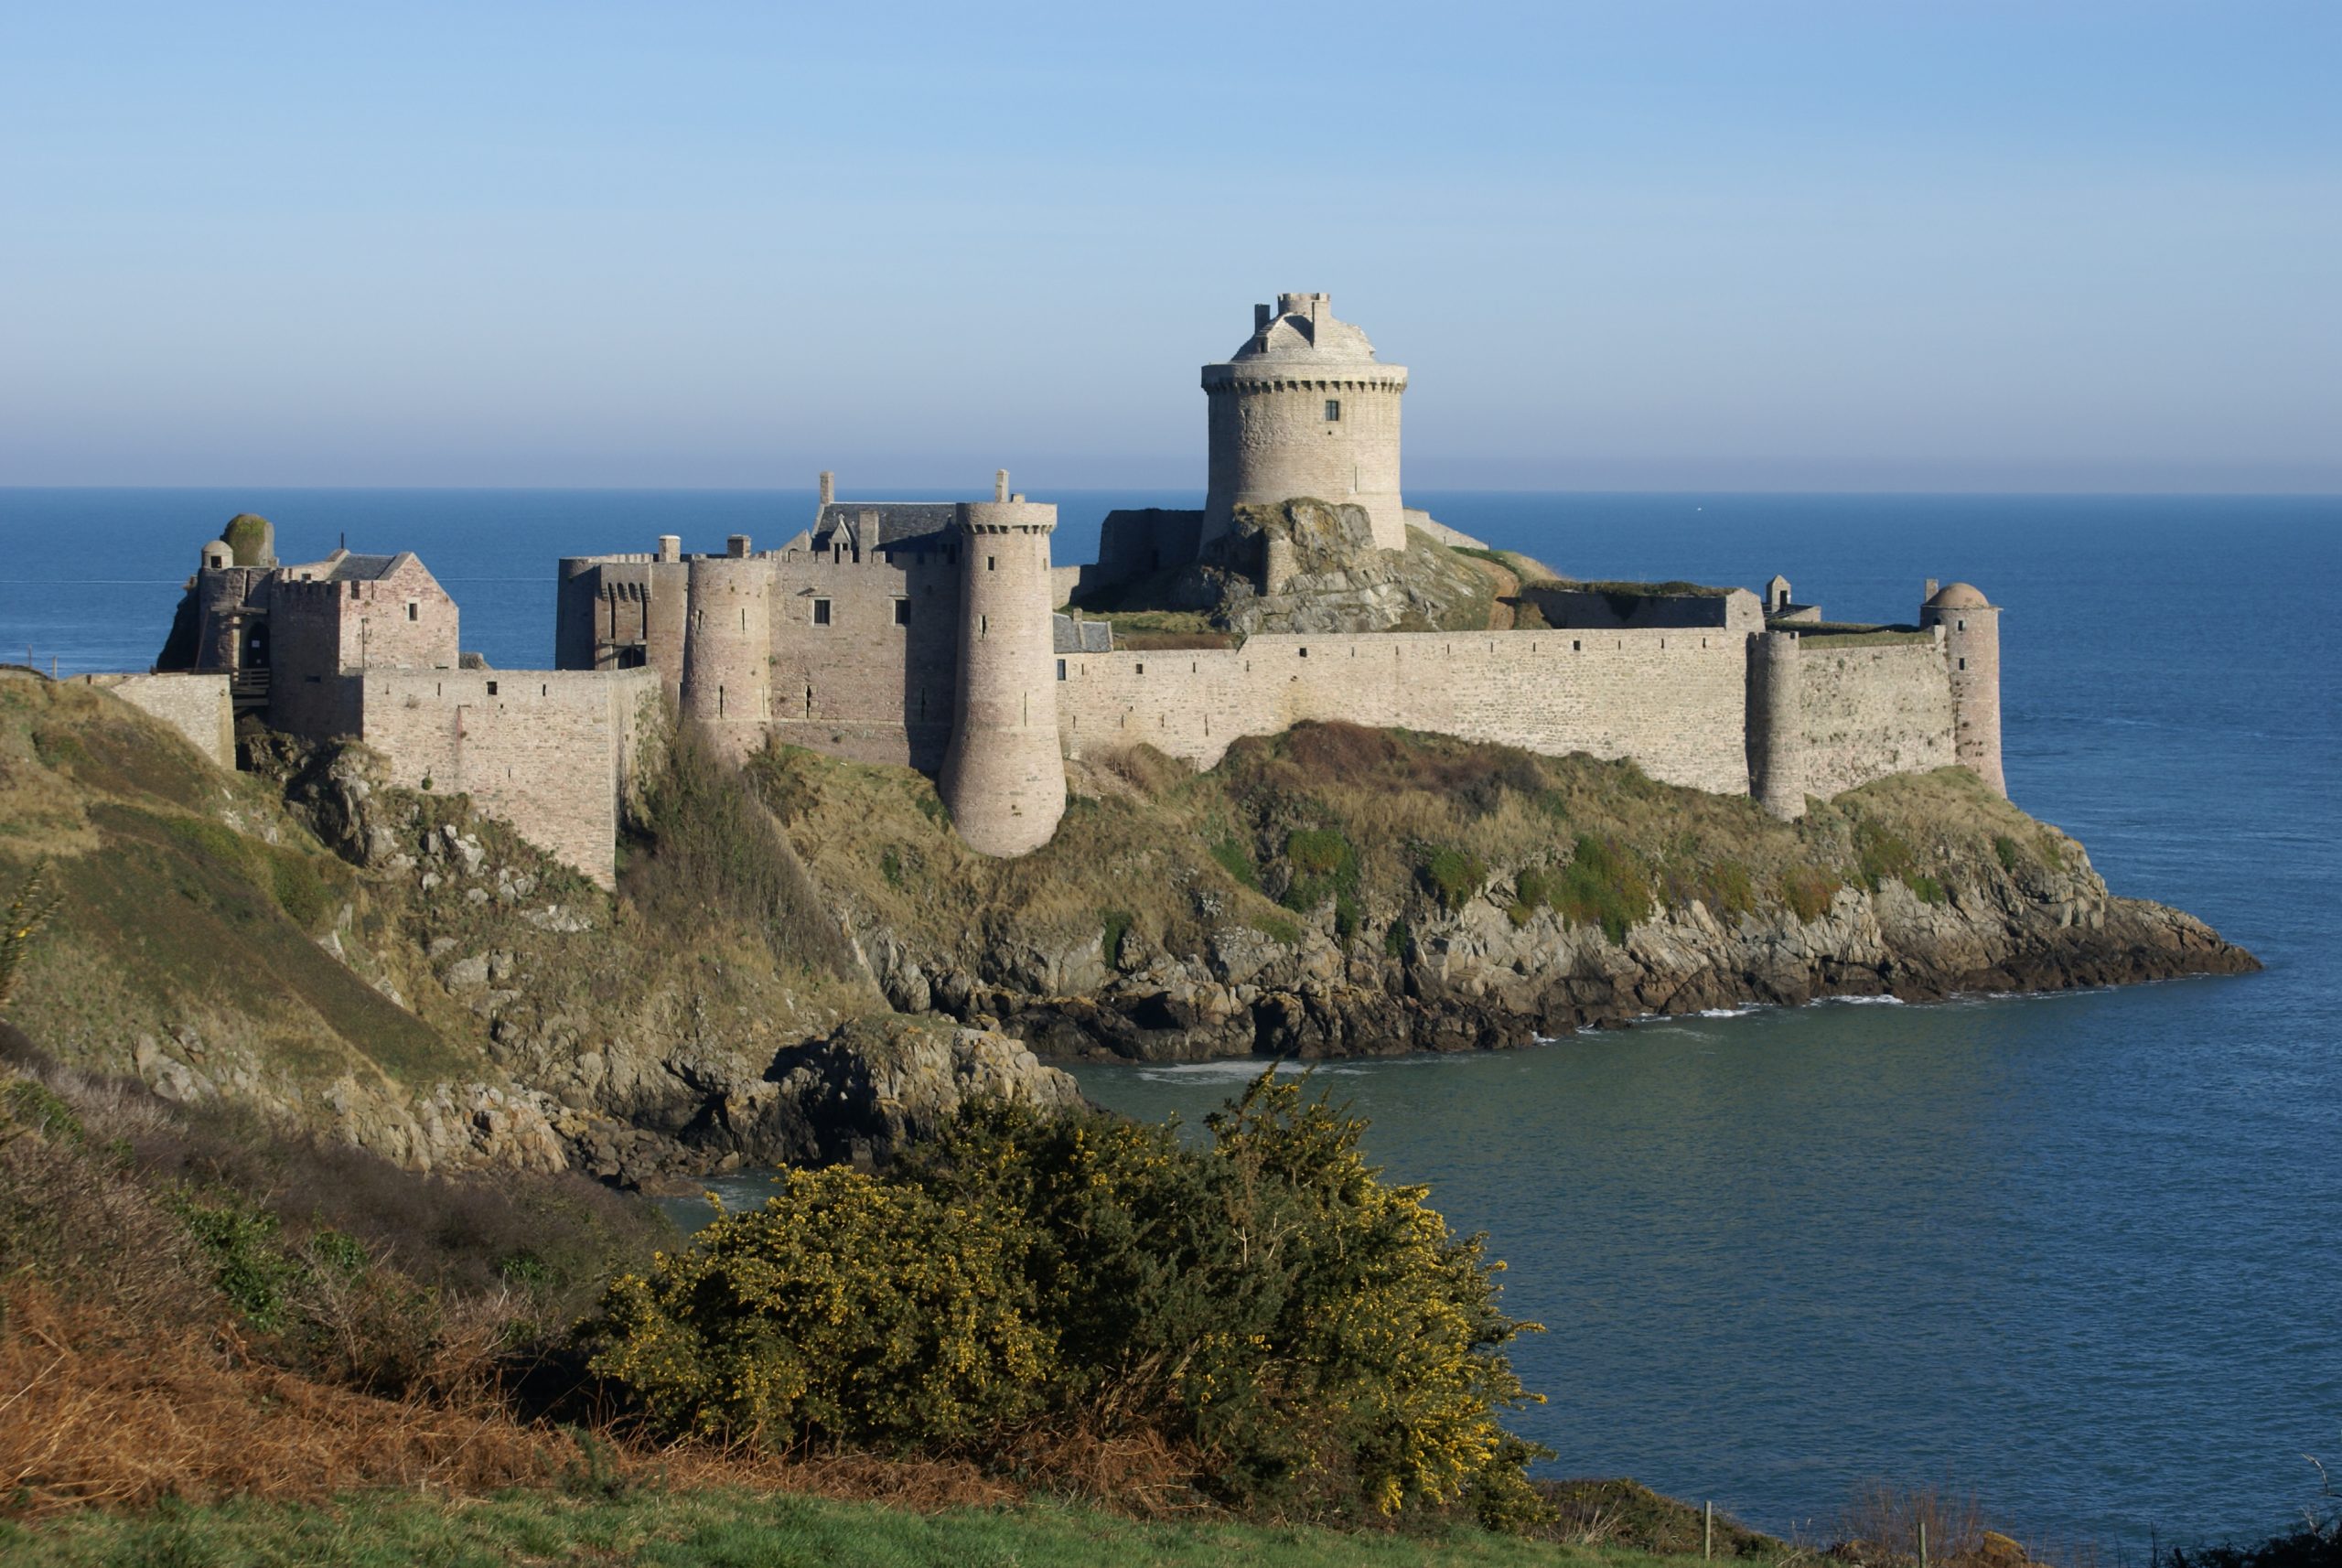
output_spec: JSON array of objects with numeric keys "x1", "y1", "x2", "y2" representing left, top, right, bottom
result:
[
  {"x1": 767, "y1": 546, "x2": 961, "y2": 770},
  {"x1": 1796, "y1": 638, "x2": 1958, "y2": 798},
  {"x1": 1057, "y1": 628, "x2": 1751, "y2": 795},
  {"x1": 353, "y1": 667, "x2": 661, "y2": 887},
  {"x1": 76, "y1": 673, "x2": 234, "y2": 770}
]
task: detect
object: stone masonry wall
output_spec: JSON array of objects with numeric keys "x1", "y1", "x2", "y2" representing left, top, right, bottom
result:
[
  {"x1": 353, "y1": 667, "x2": 661, "y2": 887},
  {"x1": 766, "y1": 543, "x2": 960, "y2": 770},
  {"x1": 75, "y1": 673, "x2": 234, "y2": 770},
  {"x1": 1797, "y1": 636, "x2": 1959, "y2": 799},
  {"x1": 1056, "y1": 627, "x2": 1751, "y2": 795}
]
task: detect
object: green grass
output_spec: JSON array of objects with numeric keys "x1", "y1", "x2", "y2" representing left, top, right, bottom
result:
[
  {"x1": 1789, "y1": 624, "x2": 1936, "y2": 647},
  {"x1": 0, "y1": 1488, "x2": 1705, "y2": 1568}
]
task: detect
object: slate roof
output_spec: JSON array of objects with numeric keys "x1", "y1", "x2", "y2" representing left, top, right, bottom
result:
[
  {"x1": 811, "y1": 502, "x2": 958, "y2": 553},
  {"x1": 325, "y1": 553, "x2": 403, "y2": 582},
  {"x1": 1052, "y1": 615, "x2": 1112, "y2": 654}
]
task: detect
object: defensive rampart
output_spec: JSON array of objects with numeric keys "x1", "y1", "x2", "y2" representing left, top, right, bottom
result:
[
  {"x1": 72, "y1": 672, "x2": 235, "y2": 770},
  {"x1": 1057, "y1": 628, "x2": 1752, "y2": 794},
  {"x1": 1796, "y1": 634, "x2": 1958, "y2": 799},
  {"x1": 350, "y1": 667, "x2": 661, "y2": 887}
]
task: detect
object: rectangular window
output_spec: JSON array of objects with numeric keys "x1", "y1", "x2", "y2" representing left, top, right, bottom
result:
[
  {"x1": 486, "y1": 681, "x2": 499, "y2": 696},
  {"x1": 1056, "y1": 658, "x2": 1067, "y2": 681},
  {"x1": 893, "y1": 598, "x2": 910, "y2": 626},
  {"x1": 1958, "y1": 657, "x2": 1968, "y2": 671},
  {"x1": 987, "y1": 555, "x2": 996, "y2": 572},
  {"x1": 812, "y1": 598, "x2": 833, "y2": 626},
  {"x1": 1325, "y1": 399, "x2": 1340, "y2": 421},
  {"x1": 406, "y1": 601, "x2": 418, "y2": 621}
]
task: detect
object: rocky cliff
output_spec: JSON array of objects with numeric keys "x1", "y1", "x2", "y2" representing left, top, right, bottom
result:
[
  {"x1": 0, "y1": 676, "x2": 1078, "y2": 1189},
  {"x1": 753, "y1": 723, "x2": 2257, "y2": 1064}
]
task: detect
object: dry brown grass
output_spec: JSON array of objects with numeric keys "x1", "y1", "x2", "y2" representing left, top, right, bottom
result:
[
  {"x1": 1836, "y1": 1478, "x2": 1989, "y2": 1562},
  {"x1": 0, "y1": 1284, "x2": 569, "y2": 1520}
]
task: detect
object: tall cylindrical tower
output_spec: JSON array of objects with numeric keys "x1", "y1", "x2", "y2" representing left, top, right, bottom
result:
[
  {"x1": 1919, "y1": 582, "x2": 2004, "y2": 797},
  {"x1": 940, "y1": 491, "x2": 1065, "y2": 856},
  {"x1": 1202, "y1": 292, "x2": 1409, "y2": 553},
  {"x1": 1746, "y1": 629, "x2": 1806, "y2": 821},
  {"x1": 680, "y1": 553, "x2": 772, "y2": 757}
]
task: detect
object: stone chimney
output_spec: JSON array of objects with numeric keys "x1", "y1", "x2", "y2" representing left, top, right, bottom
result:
[
  {"x1": 726, "y1": 534, "x2": 752, "y2": 559},
  {"x1": 819, "y1": 471, "x2": 835, "y2": 506},
  {"x1": 994, "y1": 468, "x2": 1010, "y2": 502}
]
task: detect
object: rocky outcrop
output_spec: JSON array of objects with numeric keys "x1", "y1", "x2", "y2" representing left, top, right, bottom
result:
[
  {"x1": 861, "y1": 840, "x2": 2258, "y2": 1064},
  {"x1": 683, "y1": 1015, "x2": 1085, "y2": 1170},
  {"x1": 1140, "y1": 501, "x2": 1496, "y2": 636}
]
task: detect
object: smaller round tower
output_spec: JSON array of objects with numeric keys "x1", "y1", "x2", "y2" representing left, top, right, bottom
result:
[
  {"x1": 1919, "y1": 582, "x2": 2004, "y2": 797},
  {"x1": 680, "y1": 547, "x2": 772, "y2": 757},
  {"x1": 1746, "y1": 629, "x2": 1806, "y2": 820},
  {"x1": 940, "y1": 482, "x2": 1065, "y2": 856}
]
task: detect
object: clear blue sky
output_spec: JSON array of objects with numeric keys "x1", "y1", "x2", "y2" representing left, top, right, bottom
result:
[{"x1": 2, "y1": 2, "x2": 2335, "y2": 492}]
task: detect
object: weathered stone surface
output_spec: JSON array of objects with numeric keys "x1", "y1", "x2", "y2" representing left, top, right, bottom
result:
[{"x1": 871, "y1": 838, "x2": 2259, "y2": 1065}]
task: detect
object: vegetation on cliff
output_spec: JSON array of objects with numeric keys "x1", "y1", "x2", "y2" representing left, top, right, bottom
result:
[{"x1": 746, "y1": 720, "x2": 2253, "y2": 1060}]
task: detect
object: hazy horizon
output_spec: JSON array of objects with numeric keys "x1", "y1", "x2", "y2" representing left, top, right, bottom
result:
[{"x1": 4, "y1": 3, "x2": 2336, "y2": 493}]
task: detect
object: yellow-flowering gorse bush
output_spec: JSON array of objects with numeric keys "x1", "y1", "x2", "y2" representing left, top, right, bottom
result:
[
  {"x1": 588, "y1": 1073, "x2": 1549, "y2": 1530},
  {"x1": 590, "y1": 1167, "x2": 1051, "y2": 1447}
]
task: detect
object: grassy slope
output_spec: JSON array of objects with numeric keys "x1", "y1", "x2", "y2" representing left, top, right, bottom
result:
[
  {"x1": 0, "y1": 678, "x2": 869, "y2": 1128},
  {"x1": 0, "y1": 675, "x2": 470, "y2": 1092},
  {"x1": 0, "y1": 1488, "x2": 1714, "y2": 1568}
]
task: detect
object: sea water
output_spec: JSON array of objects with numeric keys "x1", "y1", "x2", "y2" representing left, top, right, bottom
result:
[{"x1": 3, "y1": 488, "x2": 2336, "y2": 1545}]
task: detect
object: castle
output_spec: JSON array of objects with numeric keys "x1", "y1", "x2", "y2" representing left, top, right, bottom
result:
[{"x1": 145, "y1": 292, "x2": 2004, "y2": 882}]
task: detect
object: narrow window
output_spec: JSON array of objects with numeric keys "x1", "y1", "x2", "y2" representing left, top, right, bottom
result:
[
  {"x1": 1056, "y1": 659, "x2": 1067, "y2": 681},
  {"x1": 1957, "y1": 618, "x2": 1967, "y2": 631},
  {"x1": 486, "y1": 680, "x2": 499, "y2": 696},
  {"x1": 540, "y1": 682, "x2": 547, "y2": 695},
  {"x1": 987, "y1": 555, "x2": 996, "y2": 572},
  {"x1": 1135, "y1": 662, "x2": 1145, "y2": 675},
  {"x1": 1959, "y1": 656, "x2": 1968, "y2": 671},
  {"x1": 717, "y1": 685, "x2": 725, "y2": 715},
  {"x1": 893, "y1": 598, "x2": 910, "y2": 626},
  {"x1": 1325, "y1": 399, "x2": 1341, "y2": 421},
  {"x1": 981, "y1": 614, "x2": 989, "y2": 636},
  {"x1": 812, "y1": 598, "x2": 832, "y2": 626},
  {"x1": 739, "y1": 607, "x2": 747, "y2": 631},
  {"x1": 406, "y1": 601, "x2": 418, "y2": 621}
]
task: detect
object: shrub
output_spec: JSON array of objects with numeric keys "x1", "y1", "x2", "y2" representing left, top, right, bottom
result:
[
  {"x1": 1419, "y1": 847, "x2": 1488, "y2": 913},
  {"x1": 1993, "y1": 834, "x2": 2021, "y2": 874},
  {"x1": 1207, "y1": 834, "x2": 1260, "y2": 890},
  {"x1": 879, "y1": 846, "x2": 904, "y2": 889},
  {"x1": 1778, "y1": 867, "x2": 1842, "y2": 922},
  {"x1": 267, "y1": 846, "x2": 334, "y2": 931},
  {"x1": 1383, "y1": 917, "x2": 1413, "y2": 959},
  {"x1": 588, "y1": 1168, "x2": 1053, "y2": 1449},
  {"x1": 1906, "y1": 873, "x2": 1947, "y2": 905},
  {"x1": 1101, "y1": 908, "x2": 1133, "y2": 966},
  {"x1": 1551, "y1": 835, "x2": 1652, "y2": 945},
  {"x1": 1280, "y1": 828, "x2": 1361, "y2": 941},
  {"x1": 1851, "y1": 818, "x2": 1919, "y2": 893},
  {"x1": 897, "y1": 1081, "x2": 1550, "y2": 1525}
]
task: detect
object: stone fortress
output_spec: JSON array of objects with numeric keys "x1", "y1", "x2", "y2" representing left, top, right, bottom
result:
[{"x1": 145, "y1": 292, "x2": 2003, "y2": 880}]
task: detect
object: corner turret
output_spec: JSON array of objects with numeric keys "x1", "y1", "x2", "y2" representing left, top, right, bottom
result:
[
  {"x1": 680, "y1": 542, "x2": 772, "y2": 756},
  {"x1": 1920, "y1": 581, "x2": 2004, "y2": 796},
  {"x1": 940, "y1": 476, "x2": 1065, "y2": 855}
]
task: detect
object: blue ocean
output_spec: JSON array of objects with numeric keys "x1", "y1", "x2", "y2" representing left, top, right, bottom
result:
[{"x1": 3, "y1": 488, "x2": 2337, "y2": 1548}]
